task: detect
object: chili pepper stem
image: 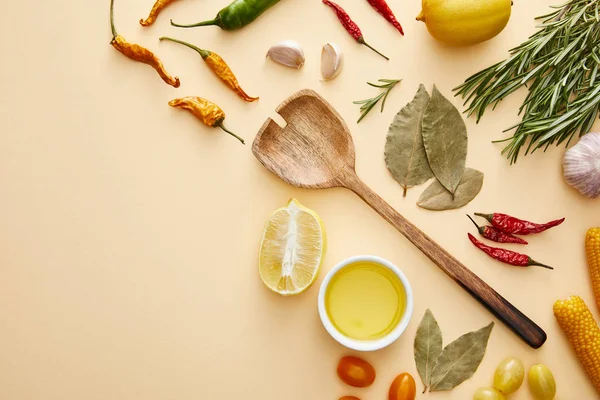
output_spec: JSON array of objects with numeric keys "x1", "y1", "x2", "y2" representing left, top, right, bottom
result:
[
  {"x1": 109, "y1": 0, "x2": 117, "y2": 37},
  {"x1": 218, "y1": 123, "x2": 245, "y2": 145},
  {"x1": 159, "y1": 37, "x2": 211, "y2": 59},
  {"x1": 358, "y1": 38, "x2": 389, "y2": 60},
  {"x1": 467, "y1": 214, "x2": 485, "y2": 235},
  {"x1": 474, "y1": 212, "x2": 494, "y2": 223},
  {"x1": 171, "y1": 18, "x2": 221, "y2": 29},
  {"x1": 529, "y1": 260, "x2": 554, "y2": 270}
]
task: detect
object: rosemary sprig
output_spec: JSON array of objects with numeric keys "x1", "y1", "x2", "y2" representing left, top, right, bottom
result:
[
  {"x1": 354, "y1": 79, "x2": 401, "y2": 123},
  {"x1": 454, "y1": 0, "x2": 600, "y2": 164}
]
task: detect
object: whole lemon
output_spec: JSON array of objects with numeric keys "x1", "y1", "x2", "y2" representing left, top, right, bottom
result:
[{"x1": 416, "y1": 0, "x2": 512, "y2": 46}]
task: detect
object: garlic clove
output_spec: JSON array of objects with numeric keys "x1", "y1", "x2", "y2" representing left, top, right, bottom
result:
[
  {"x1": 266, "y1": 40, "x2": 305, "y2": 69},
  {"x1": 321, "y1": 42, "x2": 343, "y2": 81},
  {"x1": 563, "y1": 132, "x2": 600, "y2": 198}
]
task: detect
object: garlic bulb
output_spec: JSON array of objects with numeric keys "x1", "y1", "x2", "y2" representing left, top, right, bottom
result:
[
  {"x1": 321, "y1": 42, "x2": 343, "y2": 81},
  {"x1": 563, "y1": 132, "x2": 600, "y2": 198},
  {"x1": 267, "y1": 41, "x2": 305, "y2": 69}
]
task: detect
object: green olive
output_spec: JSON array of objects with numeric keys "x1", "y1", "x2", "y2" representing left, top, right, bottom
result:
[
  {"x1": 473, "y1": 387, "x2": 506, "y2": 400},
  {"x1": 493, "y1": 357, "x2": 524, "y2": 394},
  {"x1": 528, "y1": 364, "x2": 556, "y2": 400}
]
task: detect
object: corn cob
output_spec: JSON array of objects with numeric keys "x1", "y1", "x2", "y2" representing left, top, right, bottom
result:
[
  {"x1": 553, "y1": 296, "x2": 600, "y2": 394},
  {"x1": 588, "y1": 228, "x2": 600, "y2": 311}
]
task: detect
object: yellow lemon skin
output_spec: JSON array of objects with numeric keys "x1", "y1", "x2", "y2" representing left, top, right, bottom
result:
[{"x1": 417, "y1": 0, "x2": 511, "y2": 46}]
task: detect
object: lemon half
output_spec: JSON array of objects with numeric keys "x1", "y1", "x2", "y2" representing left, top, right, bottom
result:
[{"x1": 259, "y1": 199, "x2": 326, "y2": 296}]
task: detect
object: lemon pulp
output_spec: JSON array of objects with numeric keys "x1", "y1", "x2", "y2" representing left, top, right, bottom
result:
[
  {"x1": 259, "y1": 199, "x2": 325, "y2": 296},
  {"x1": 325, "y1": 261, "x2": 405, "y2": 341}
]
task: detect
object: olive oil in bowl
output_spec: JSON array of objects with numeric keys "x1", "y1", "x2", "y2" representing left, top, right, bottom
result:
[
  {"x1": 325, "y1": 261, "x2": 406, "y2": 340},
  {"x1": 318, "y1": 256, "x2": 413, "y2": 351}
]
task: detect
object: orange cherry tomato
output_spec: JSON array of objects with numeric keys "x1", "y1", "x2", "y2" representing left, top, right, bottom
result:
[
  {"x1": 337, "y1": 356, "x2": 376, "y2": 388},
  {"x1": 388, "y1": 373, "x2": 416, "y2": 400},
  {"x1": 339, "y1": 397, "x2": 361, "y2": 400}
]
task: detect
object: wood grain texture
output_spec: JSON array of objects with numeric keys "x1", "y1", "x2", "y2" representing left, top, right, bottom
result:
[{"x1": 252, "y1": 89, "x2": 547, "y2": 349}]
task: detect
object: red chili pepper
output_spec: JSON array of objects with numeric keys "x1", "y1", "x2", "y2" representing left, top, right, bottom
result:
[
  {"x1": 467, "y1": 215, "x2": 528, "y2": 245},
  {"x1": 468, "y1": 234, "x2": 553, "y2": 270},
  {"x1": 366, "y1": 0, "x2": 404, "y2": 35},
  {"x1": 475, "y1": 213, "x2": 565, "y2": 235},
  {"x1": 322, "y1": 0, "x2": 389, "y2": 60}
]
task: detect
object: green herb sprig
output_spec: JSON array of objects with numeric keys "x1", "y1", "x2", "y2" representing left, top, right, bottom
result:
[
  {"x1": 454, "y1": 0, "x2": 600, "y2": 164},
  {"x1": 354, "y1": 79, "x2": 401, "y2": 123}
]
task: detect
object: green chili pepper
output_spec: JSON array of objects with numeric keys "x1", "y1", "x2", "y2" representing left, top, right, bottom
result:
[{"x1": 171, "y1": 0, "x2": 281, "y2": 31}]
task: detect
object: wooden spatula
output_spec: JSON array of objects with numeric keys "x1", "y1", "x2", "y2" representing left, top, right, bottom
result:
[{"x1": 252, "y1": 89, "x2": 546, "y2": 349}]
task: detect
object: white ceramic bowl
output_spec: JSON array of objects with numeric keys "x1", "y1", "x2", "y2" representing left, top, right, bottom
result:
[{"x1": 318, "y1": 255, "x2": 414, "y2": 352}]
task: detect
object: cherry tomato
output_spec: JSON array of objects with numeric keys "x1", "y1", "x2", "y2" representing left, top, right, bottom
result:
[
  {"x1": 388, "y1": 373, "x2": 416, "y2": 400},
  {"x1": 337, "y1": 356, "x2": 376, "y2": 388},
  {"x1": 339, "y1": 397, "x2": 361, "y2": 400}
]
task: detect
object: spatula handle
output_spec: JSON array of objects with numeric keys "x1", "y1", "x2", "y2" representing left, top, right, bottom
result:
[{"x1": 344, "y1": 172, "x2": 547, "y2": 349}]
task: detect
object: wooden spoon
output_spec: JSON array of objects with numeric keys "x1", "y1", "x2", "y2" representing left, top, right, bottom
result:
[{"x1": 252, "y1": 89, "x2": 546, "y2": 349}]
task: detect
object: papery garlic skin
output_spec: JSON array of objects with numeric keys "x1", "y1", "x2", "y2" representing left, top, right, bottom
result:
[
  {"x1": 563, "y1": 132, "x2": 600, "y2": 198},
  {"x1": 321, "y1": 42, "x2": 343, "y2": 81},
  {"x1": 267, "y1": 41, "x2": 305, "y2": 69}
]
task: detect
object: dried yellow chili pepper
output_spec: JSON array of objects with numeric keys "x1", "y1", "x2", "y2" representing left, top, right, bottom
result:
[
  {"x1": 169, "y1": 97, "x2": 245, "y2": 144},
  {"x1": 110, "y1": 0, "x2": 180, "y2": 88},
  {"x1": 140, "y1": 0, "x2": 178, "y2": 27},
  {"x1": 160, "y1": 37, "x2": 258, "y2": 102}
]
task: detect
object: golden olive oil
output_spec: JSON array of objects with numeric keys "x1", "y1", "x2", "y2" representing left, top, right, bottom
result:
[{"x1": 325, "y1": 261, "x2": 406, "y2": 341}]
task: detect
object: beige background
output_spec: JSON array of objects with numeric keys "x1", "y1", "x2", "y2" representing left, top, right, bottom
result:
[{"x1": 1, "y1": 0, "x2": 599, "y2": 398}]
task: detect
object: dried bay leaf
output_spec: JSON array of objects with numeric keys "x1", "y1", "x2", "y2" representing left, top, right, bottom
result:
[
  {"x1": 385, "y1": 85, "x2": 433, "y2": 197},
  {"x1": 422, "y1": 85, "x2": 468, "y2": 195},
  {"x1": 429, "y1": 322, "x2": 495, "y2": 392},
  {"x1": 414, "y1": 309, "x2": 443, "y2": 392},
  {"x1": 417, "y1": 168, "x2": 484, "y2": 211}
]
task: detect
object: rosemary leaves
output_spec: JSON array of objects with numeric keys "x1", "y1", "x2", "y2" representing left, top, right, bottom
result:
[
  {"x1": 354, "y1": 79, "x2": 401, "y2": 123},
  {"x1": 454, "y1": 0, "x2": 600, "y2": 163}
]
